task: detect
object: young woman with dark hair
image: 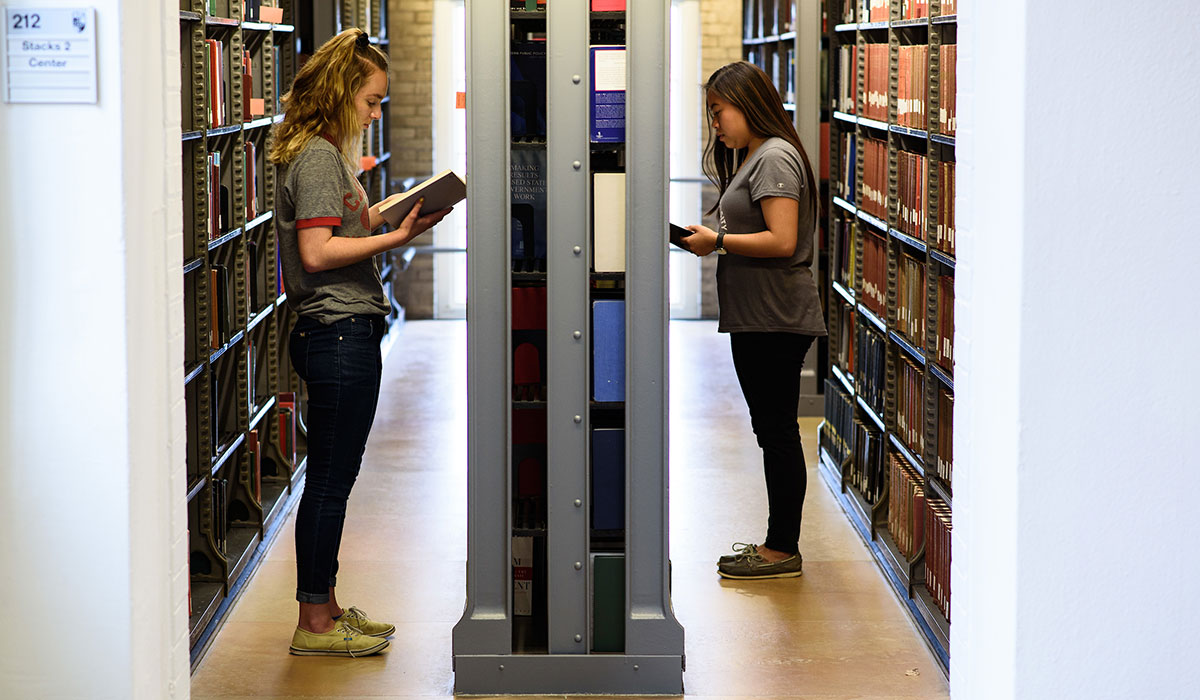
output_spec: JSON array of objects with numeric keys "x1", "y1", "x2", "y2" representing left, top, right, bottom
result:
[
  {"x1": 269, "y1": 27, "x2": 451, "y2": 655},
  {"x1": 681, "y1": 61, "x2": 827, "y2": 580}
]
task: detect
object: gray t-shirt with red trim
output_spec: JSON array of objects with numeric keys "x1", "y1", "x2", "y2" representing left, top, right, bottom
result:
[
  {"x1": 715, "y1": 137, "x2": 827, "y2": 336},
  {"x1": 276, "y1": 136, "x2": 390, "y2": 324}
]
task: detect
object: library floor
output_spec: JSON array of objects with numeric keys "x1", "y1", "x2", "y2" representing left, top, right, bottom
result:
[{"x1": 191, "y1": 320, "x2": 949, "y2": 700}]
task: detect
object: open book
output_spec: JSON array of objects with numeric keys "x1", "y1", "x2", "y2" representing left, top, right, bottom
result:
[{"x1": 378, "y1": 169, "x2": 467, "y2": 228}]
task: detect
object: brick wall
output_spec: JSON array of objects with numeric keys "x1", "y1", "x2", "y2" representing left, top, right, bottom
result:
[{"x1": 387, "y1": 0, "x2": 436, "y2": 318}]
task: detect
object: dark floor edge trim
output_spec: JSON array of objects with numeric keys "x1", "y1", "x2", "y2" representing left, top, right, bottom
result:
[
  {"x1": 814, "y1": 457, "x2": 950, "y2": 675},
  {"x1": 189, "y1": 473, "x2": 307, "y2": 672}
]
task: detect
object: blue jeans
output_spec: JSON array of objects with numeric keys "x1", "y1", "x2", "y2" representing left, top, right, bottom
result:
[
  {"x1": 730, "y1": 332, "x2": 817, "y2": 556},
  {"x1": 289, "y1": 314, "x2": 386, "y2": 603}
]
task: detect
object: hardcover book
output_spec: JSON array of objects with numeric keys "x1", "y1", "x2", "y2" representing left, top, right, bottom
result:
[
  {"x1": 590, "y1": 46, "x2": 625, "y2": 143},
  {"x1": 377, "y1": 169, "x2": 466, "y2": 228}
]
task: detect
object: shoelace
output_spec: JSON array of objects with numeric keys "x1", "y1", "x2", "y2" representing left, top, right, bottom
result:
[
  {"x1": 731, "y1": 542, "x2": 758, "y2": 555},
  {"x1": 335, "y1": 622, "x2": 366, "y2": 658},
  {"x1": 341, "y1": 606, "x2": 369, "y2": 626}
]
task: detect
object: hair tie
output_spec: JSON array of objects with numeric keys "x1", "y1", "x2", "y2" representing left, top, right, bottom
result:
[{"x1": 355, "y1": 31, "x2": 369, "y2": 50}]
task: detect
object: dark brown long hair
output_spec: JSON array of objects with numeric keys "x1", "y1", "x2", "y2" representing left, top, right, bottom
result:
[{"x1": 702, "y1": 61, "x2": 817, "y2": 219}]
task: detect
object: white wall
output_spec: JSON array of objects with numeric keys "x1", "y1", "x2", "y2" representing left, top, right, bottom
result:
[
  {"x1": 953, "y1": 1, "x2": 1200, "y2": 699},
  {"x1": 0, "y1": 1, "x2": 188, "y2": 698}
]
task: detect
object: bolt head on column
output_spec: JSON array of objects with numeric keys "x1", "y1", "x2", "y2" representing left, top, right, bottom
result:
[
  {"x1": 574, "y1": 415, "x2": 582, "y2": 423},
  {"x1": 573, "y1": 160, "x2": 582, "y2": 170},
  {"x1": 573, "y1": 330, "x2": 582, "y2": 339},
  {"x1": 572, "y1": 74, "x2": 581, "y2": 84},
  {"x1": 575, "y1": 634, "x2": 583, "y2": 642}
]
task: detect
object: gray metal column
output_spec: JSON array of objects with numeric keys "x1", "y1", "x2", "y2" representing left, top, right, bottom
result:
[
  {"x1": 626, "y1": 0, "x2": 685, "y2": 660},
  {"x1": 545, "y1": 0, "x2": 591, "y2": 655},
  {"x1": 796, "y1": 0, "x2": 825, "y2": 416},
  {"x1": 453, "y1": 0, "x2": 511, "y2": 657}
]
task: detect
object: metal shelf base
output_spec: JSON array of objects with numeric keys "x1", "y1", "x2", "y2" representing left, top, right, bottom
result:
[{"x1": 454, "y1": 654, "x2": 684, "y2": 695}]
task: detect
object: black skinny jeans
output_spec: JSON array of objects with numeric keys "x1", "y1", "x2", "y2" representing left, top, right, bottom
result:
[
  {"x1": 730, "y1": 331, "x2": 817, "y2": 556},
  {"x1": 289, "y1": 314, "x2": 385, "y2": 604}
]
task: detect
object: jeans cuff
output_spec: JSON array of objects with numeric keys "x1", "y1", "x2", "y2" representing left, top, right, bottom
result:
[{"x1": 296, "y1": 589, "x2": 331, "y2": 604}]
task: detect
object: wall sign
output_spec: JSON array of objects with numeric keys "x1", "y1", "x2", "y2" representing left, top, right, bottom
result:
[{"x1": 3, "y1": 6, "x2": 97, "y2": 103}]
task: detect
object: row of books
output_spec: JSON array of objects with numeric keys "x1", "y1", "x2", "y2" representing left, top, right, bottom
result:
[
  {"x1": 897, "y1": 45, "x2": 929, "y2": 129},
  {"x1": 207, "y1": 152, "x2": 229, "y2": 238},
  {"x1": 896, "y1": 250, "x2": 926, "y2": 345},
  {"x1": 887, "y1": 450, "x2": 924, "y2": 559},
  {"x1": 901, "y1": 0, "x2": 930, "y2": 20},
  {"x1": 513, "y1": 286, "x2": 547, "y2": 401},
  {"x1": 934, "y1": 160, "x2": 956, "y2": 256},
  {"x1": 861, "y1": 43, "x2": 888, "y2": 122},
  {"x1": 838, "y1": 132, "x2": 857, "y2": 203},
  {"x1": 743, "y1": 0, "x2": 795, "y2": 39},
  {"x1": 896, "y1": 356, "x2": 924, "y2": 456},
  {"x1": 897, "y1": 149, "x2": 928, "y2": 239},
  {"x1": 925, "y1": 497, "x2": 952, "y2": 621},
  {"x1": 201, "y1": 40, "x2": 279, "y2": 130},
  {"x1": 839, "y1": 0, "x2": 954, "y2": 23},
  {"x1": 209, "y1": 264, "x2": 238, "y2": 350},
  {"x1": 939, "y1": 44, "x2": 957, "y2": 135},
  {"x1": 509, "y1": 0, "x2": 625, "y2": 9},
  {"x1": 745, "y1": 44, "x2": 796, "y2": 106},
  {"x1": 822, "y1": 379, "x2": 854, "y2": 465},
  {"x1": 834, "y1": 303, "x2": 856, "y2": 377},
  {"x1": 936, "y1": 388, "x2": 953, "y2": 487},
  {"x1": 833, "y1": 216, "x2": 857, "y2": 290},
  {"x1": 861, "y1": 136, "x2": 889, "y2": 220},
  {"x1": 835, "y1": 45, "x2": 857, "y2": 114},
  {"x1": 860, "y1": 230, "x2": 888, "y2": 320},
  {"x1": 851, "y1": 418, "x2": 886, "y2": 504},
  {"x1": 513, "y1": 408, "x2": 546, "y2": 529},
  {"x1": 857, "y1": 324, "x2": 887, "y2": 418},
  {"x1": 935, "y1": 273, "x2": 954, "y2": 372}
]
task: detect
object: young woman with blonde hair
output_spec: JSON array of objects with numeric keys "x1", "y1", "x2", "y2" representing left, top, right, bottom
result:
[
  {"x1": 682, "y1": 61, "x2": 827, "y2": 580},
  {"x1": 269, "y1": 27, "x2": 450, "y2": 656}
]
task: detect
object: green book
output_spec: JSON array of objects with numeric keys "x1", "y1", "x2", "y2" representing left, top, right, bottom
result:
[{"x1": 591, "y1": 553, "x2": 624, "y2": 652}]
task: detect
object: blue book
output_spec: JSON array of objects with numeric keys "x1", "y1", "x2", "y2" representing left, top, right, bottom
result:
[
  {"x1": 589, "y1": 46, "x2": 625, "y2": 143},
  {"x1": 511, "y1": 148, "x2": 547, "y2": 270},
  {"x1": 592, "y1": 300, "x2": 625, "y2": 402},
  {"x1": 591, "y1": 428, "x2": 624, "y2": 531},
  {"x1": 511, "y1": 42, "x2": 546, "y2": 139}
]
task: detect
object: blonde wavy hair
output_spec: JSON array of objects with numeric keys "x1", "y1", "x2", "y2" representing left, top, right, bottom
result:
[{"x1": 268, "y1": 28, "x2": 388, "y2": 166}]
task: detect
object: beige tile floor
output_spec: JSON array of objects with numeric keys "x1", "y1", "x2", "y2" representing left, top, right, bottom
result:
[{"x1": 191, "y1": 320, "x2": 949, "y2": 700}]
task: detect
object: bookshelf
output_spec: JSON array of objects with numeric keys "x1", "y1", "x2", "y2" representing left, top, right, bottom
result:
[
  {"x1": 453, "y1": 1, "x2": 683, "y2": 694},
  {"x1": 818, "y1": 0, "x2": 956, "y2": 673},
  {"x1": 180, "y1": 0, "x2": 397, "y2": 664}
]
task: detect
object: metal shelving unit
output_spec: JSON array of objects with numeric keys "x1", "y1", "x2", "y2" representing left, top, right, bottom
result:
[
  {"x1": 819, "y1": 0, "x2": 956, "y2": 675},
  {"x1": 453, "y1": 2, "x2": 683, "y2": 694}
]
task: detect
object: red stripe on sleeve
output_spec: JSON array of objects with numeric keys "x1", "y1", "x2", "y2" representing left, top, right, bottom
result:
[{"x1": 296, "y1": 217, "x2": 341, "y2": 230}]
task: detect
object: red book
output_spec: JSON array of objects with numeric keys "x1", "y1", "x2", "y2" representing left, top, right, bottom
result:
[{"x1": 591, "y1": 0, "x2": 624, "y2": 9}]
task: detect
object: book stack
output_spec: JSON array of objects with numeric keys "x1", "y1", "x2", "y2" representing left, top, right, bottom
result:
[
  {"x1": 837, "y1": 45, "x2": 857, "y2": 113},
  {"x1": 822, "y1": 379, "x2": 855, "y2": 465},
  {"x1": 512, "y1": 286, "x2": 547, "y2": 401},
  {"x1": 840, "y1": 0, "x2": 856, "y2": 23},
  {"x1": 834, "y1": 217, "x2": 856, "y2": 288},
  {"x1": 935, "y1": 160, "x2": 956, "y2": 256},
  {"x1": 936, "y1": 274, "x2": 954, "y2": 371},
  {"x1": 924, "y1": 499, "x2": 952, "y2": 622},
  {"x1": 855, "y1": 323, "x2": 886, "y2": 417},
  {"x1": 936, "y1": 389, "x2": 953, "y2": 486},
  {"x1": 898, "y1": 45, "x2": 928, "y2": 129},
  {"x1": 851, "y1": 418, "x2": 886, "y2": 504},
  {"x1": 862, "y1": 43, "x2": 888, "y2": 121},
  {"x1": 897, "y1": 149, "x2": 928, "y2": 239},
  {"x1": 897, "y1": 357, "x2": 924, "y2": 455},
  {"x1": 860, "y1": 136, "x2": 888, "y2": 220},
  {"x1": 902, "y1": 0, "x2": 929, "y2": 19},
  {"x1": 839, "y1": 132, "x2": 857, "y2": 202},
  {"x1": 860, "y1": 231, "x2": 887, "y2": 319},
  {"x1": 887, "y1": 451, "x2": 925, "y2": 558},
  {"x1": 939, "y1": 43, "x2": 957, "y2": 135},
  {"x1": 866, "y1": 0, "x2": 889, "y2": 22},
  {"x1": 835, "y1": 304, "x2": 855, "y2": 375},
  {"x1": 896, "y1": 250, "x2": 926, "y2": 346},
  {"x1": 204, "y1": 39, "x2": 226, "y2": 128},
  {"x1": 940, "y1": 0, "x2": 957, "y2": 15},
  {"x1": 513, "y1": 407, "x2": 547, "y2": 529}
]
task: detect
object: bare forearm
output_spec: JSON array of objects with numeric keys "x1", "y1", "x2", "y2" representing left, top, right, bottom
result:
[
  {"x1": 722, "y1": 229, "x2": 796, "y2": 258},
  {"x1": 302, "y1": 229, "x2": 405, "y2": 272}
]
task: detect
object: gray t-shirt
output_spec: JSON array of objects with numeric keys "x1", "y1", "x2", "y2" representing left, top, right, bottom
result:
[
  {"x1": 276, "y1": 135, "x2": 390, "y2": 324},
  {"x1": 715, "y1": 137, "x2": 827, "y2": 336}
]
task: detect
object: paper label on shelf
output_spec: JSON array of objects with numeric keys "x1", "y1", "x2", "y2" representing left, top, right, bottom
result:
[{"x1": 3, "y1": 7, "x2": 97, "y2": 103}]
